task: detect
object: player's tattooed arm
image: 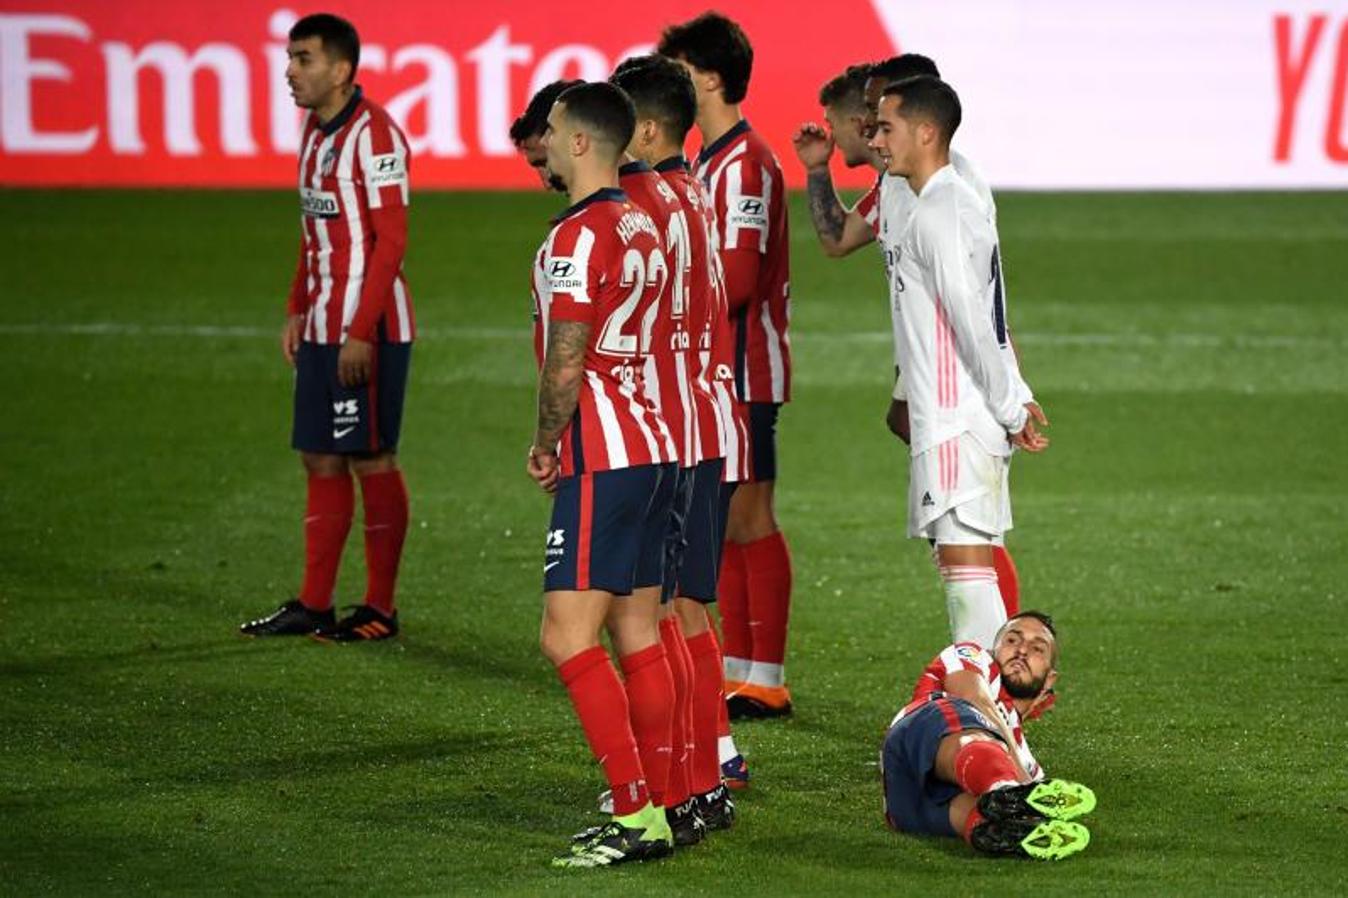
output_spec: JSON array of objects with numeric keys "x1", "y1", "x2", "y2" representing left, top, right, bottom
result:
[
  {"x1": 806, "y1": 168, "x2": 847, "y2": 245},
  {"x1": 533, "y1": 320, "x2": 590, "y2": 450},
  {"x1": 806, "y1": 169, "x2": 873, "y2": 257}
]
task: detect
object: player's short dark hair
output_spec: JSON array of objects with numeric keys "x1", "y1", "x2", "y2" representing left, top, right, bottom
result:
[
  {"x1": 819, "y1": 63, "x2": 872, "y2": 112},
  {"x1": 657, "y1": 12, "x2": 754, "y2": 104},
  {"x1": 556, "y1": 82, "x2": 636, "y2": 160},
  {"x1": 1006, "y1": 610, "x2": 1059, "y2": 665},
  {"x1": 870, "y1": 53, "x2": 940, "y2": 83},
  {"x1": 289, "y1": 13, "x2": 360, "y2": 83},
  {"x1": 881, "y1": 75, "x2": 961, "y2": 145},
  {"x1": 610, "y1": 54, "x2": 697, "y2": 143},
  {"x1": 510, "y1": 79, "x2": 584, "y2": 145}
]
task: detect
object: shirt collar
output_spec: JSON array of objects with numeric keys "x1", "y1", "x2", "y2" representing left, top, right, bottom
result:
[
  {"x1": 618, "y1": 159, "x2": 653, "y2": 177},
  {"x1": 319, "y1": 86, "x2": 364, "y2": 136},
  {"x1": 696, "y1": 119, "x2": 751, "y2": 166},
  {"x1": 654, "y1": 155, "x2": 689, "y2": 173},
  {"x1": 552, "y1": 187, "x2": 628, "y2": 224}
]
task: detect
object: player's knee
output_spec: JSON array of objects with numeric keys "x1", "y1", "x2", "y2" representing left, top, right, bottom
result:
[
  {"x1": 727, "y1": 485, "x2": 777, "y2": 541},
  {"x1": 538, "y1": 623, "x2": 576, "y2": 666},
  {"x1": 350, "y1": 450, "x2": 398, "y2": 476},
  {"x1": 934, "y1": 729, "x2": 999, "y2": 783},
  {"x1": 301, "y1": 452, "x2": 348, "y2": 477}
]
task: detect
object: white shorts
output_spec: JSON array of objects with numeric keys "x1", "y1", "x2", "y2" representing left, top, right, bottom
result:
[{"x1": 908, "y1": 433, "x2": 1012, "y2": 542}]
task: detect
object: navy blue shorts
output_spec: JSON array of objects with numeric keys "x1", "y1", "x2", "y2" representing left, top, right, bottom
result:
[
  {"x1": 544, "y1": 463, "x2": 675, "y2": 595},
  {"x1": 660, "y1": 466, "x2": 695, "y2": 605},
  {"x1": 747, "y1": 402, "x2": 781, "y2": 483},
  {"x1": 664, "y1": 458, "x2": 725, "y2": 604},
  {"x1": 292, "y1": 340, "x2": 411, "y2": 455},
  {"x1": 880, "y1": 695, "x2": 1003, "y2": 837}
]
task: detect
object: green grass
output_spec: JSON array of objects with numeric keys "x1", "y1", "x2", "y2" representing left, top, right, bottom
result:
[{"x1": 2, "y1": 187, "x2": 1347, "y2": 896}]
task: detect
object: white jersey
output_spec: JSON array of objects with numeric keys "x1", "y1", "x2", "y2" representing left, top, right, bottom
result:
[
  {"x1": 879, "y1": 151, "x2": 993, "y2": 389},
  {"x1": 888, "y1": 164, "x2": 1033, "y2": 457}
]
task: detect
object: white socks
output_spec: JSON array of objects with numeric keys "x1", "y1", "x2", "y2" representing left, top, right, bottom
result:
[{"x1": 941, "y1": 564, "x2": 1006, "y2": 648}]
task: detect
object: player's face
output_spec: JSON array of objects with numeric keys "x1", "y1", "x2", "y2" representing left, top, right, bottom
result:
[
  {"x1": 868, "y1": 95, "x2": 914, "y2": 177},
  {"x1": 824, "y1": 104, "x2": 874, "y2": 169},
  {"x1": 285, "y1": 37, "x2": 348, "y2": 110},
  {"x1": 516, "y1": 134, "x2": 564, "y2": 192},
  {"x1": 540, "y1": 103, "x2": 573, "y2": 190},
  {"x1": 994, "y1": 618, "x2": 1058, "y2": 700},
  {"x1": 863, "y1": 75, "x2": 885, "y2": 138}
]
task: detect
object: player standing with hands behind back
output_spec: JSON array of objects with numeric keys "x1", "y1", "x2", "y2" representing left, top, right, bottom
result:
[
  {"x1": 241, "y1": 13, "x2": 414, "y2": 642},
  {"x1": 868, "y1": 76, "x2": 1047, "y2": 649}
]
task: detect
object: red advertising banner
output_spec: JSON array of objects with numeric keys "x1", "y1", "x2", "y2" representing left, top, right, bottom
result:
[
  {"x1": 0, "y1": 1, "x2": 897, "y2": 189},
  {"x1": 4, "y1": 1, "x2": 1346, "y2": 189}
]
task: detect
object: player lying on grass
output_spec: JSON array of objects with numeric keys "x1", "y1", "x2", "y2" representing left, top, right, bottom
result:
[{"x1": 880, "y1": 611, "x2": 1095, "y2": 859}]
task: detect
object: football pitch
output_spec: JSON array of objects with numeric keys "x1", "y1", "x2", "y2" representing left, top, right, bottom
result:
[{"x1": 2, "y1": 187, "x2": 1346, "y2": 896}]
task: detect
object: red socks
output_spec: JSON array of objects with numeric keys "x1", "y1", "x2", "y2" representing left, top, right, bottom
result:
[
  {"x1": 962, "y1": 806, "x2": 987, "y2": 843},
  {"x1": 619, "y1": 643, "x2": 675, "y2": 808},
  {"x1": 558, "y1": 646, "x2": 649, "y2": 816},
  {"x1": 298, "y1": 474, "x2": 354, "y2": 612},
  {"x1": 992, "y1": 545, "x2": 1020, "y2": 617},
  {"x1": 684, "y1": 627, "x2": 725, "y2": 796},
  {"x1": 358, "y1": 469, "x2": 409, "y2": 616},
  {"x1": 717, "y1": 542, "x2": 751, "y2": 675},
  {"x1": 297, "y1": 470, "x2": 408, "y2": 616},
  {"x1": 744, "y1": 531, "x2": 792, "y2": 666},
  {"x1": 659, "y1": 618, "x2": 694, "y2": 808},
  {"x1": 953, "y1": 739, "x2": 1020, "y2": 796}
]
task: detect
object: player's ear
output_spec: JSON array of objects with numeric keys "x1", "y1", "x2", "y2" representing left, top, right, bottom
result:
[
  {"x1": 571, "y1": 129, "x2": 588, "y2": 159},
  {"x1": 702, "y1": 69, "x2": 724, "y2": 98},
  {"x1": 1042, "y1": 669, "x2": 1059, "y2": 696}
]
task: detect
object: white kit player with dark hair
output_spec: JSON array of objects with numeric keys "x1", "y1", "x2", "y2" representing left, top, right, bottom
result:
[{"x1": 868, "y1": 75, "x2": 1049, "y2": 650}]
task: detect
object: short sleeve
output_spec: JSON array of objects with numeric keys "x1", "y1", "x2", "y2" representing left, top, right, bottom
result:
[
  {"x1": 720, "y1": 156, "x2": 772, "y2": 253},
  {"x1": 543, "y1": 221, "x2": 600, "y2": 325}
]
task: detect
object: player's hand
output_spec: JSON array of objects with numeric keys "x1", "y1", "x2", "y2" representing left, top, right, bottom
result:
[
  {"x1": 527, "y1": 445, "x2": 560, "y2": 494},
  {"x1": 792, "y1": 122, "x2": 834, "y2": 170},
  {"x1": 338, "y1": 337, "x2": 373, "y2": 387},
  {"x1": 1011, "y1": 402, "x2": 1050, "y2": 453},
  {"x1": 281, "y1": 314, "x2": 305, "y2": 366},
  {"x1": 886, "y1": 399, "x2": 910, "y2": 445}
]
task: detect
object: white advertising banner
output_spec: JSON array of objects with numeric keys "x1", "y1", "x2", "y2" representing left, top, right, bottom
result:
[{"x1": 872, "y1": 0, "x2": 1348, "y2": 188}]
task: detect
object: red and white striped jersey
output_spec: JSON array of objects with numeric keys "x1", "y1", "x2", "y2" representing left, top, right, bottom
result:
[
  {"x1": 856, "y1": 172, "x2": 883, "y2": 237},
  {"x1": 290, "y1": 88, "x2": 415, "y2": 344},
  {"x1": 694, "y1": 121, "x2": 792, "y2": 405},
  {"x1": 656, "y1": 157, "x2": 750, "y2": 481},
  {"x1": 531, "y1": 188, "x2": 677, "y2": 477},
  {"x1": 899, "y1": 641, "x2": 1043, "y2": 781},
  {"x1": 621, "y1": 160, "x2": 699, "y2": 468}
]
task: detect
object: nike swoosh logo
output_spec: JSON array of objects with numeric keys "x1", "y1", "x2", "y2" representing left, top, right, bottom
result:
[
  {"x1": 333, "y1": 427, "x2": 355, "y2": 439},
  {"x1": 544, "y1": 561, "x2": 561, "y2": 572}
]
